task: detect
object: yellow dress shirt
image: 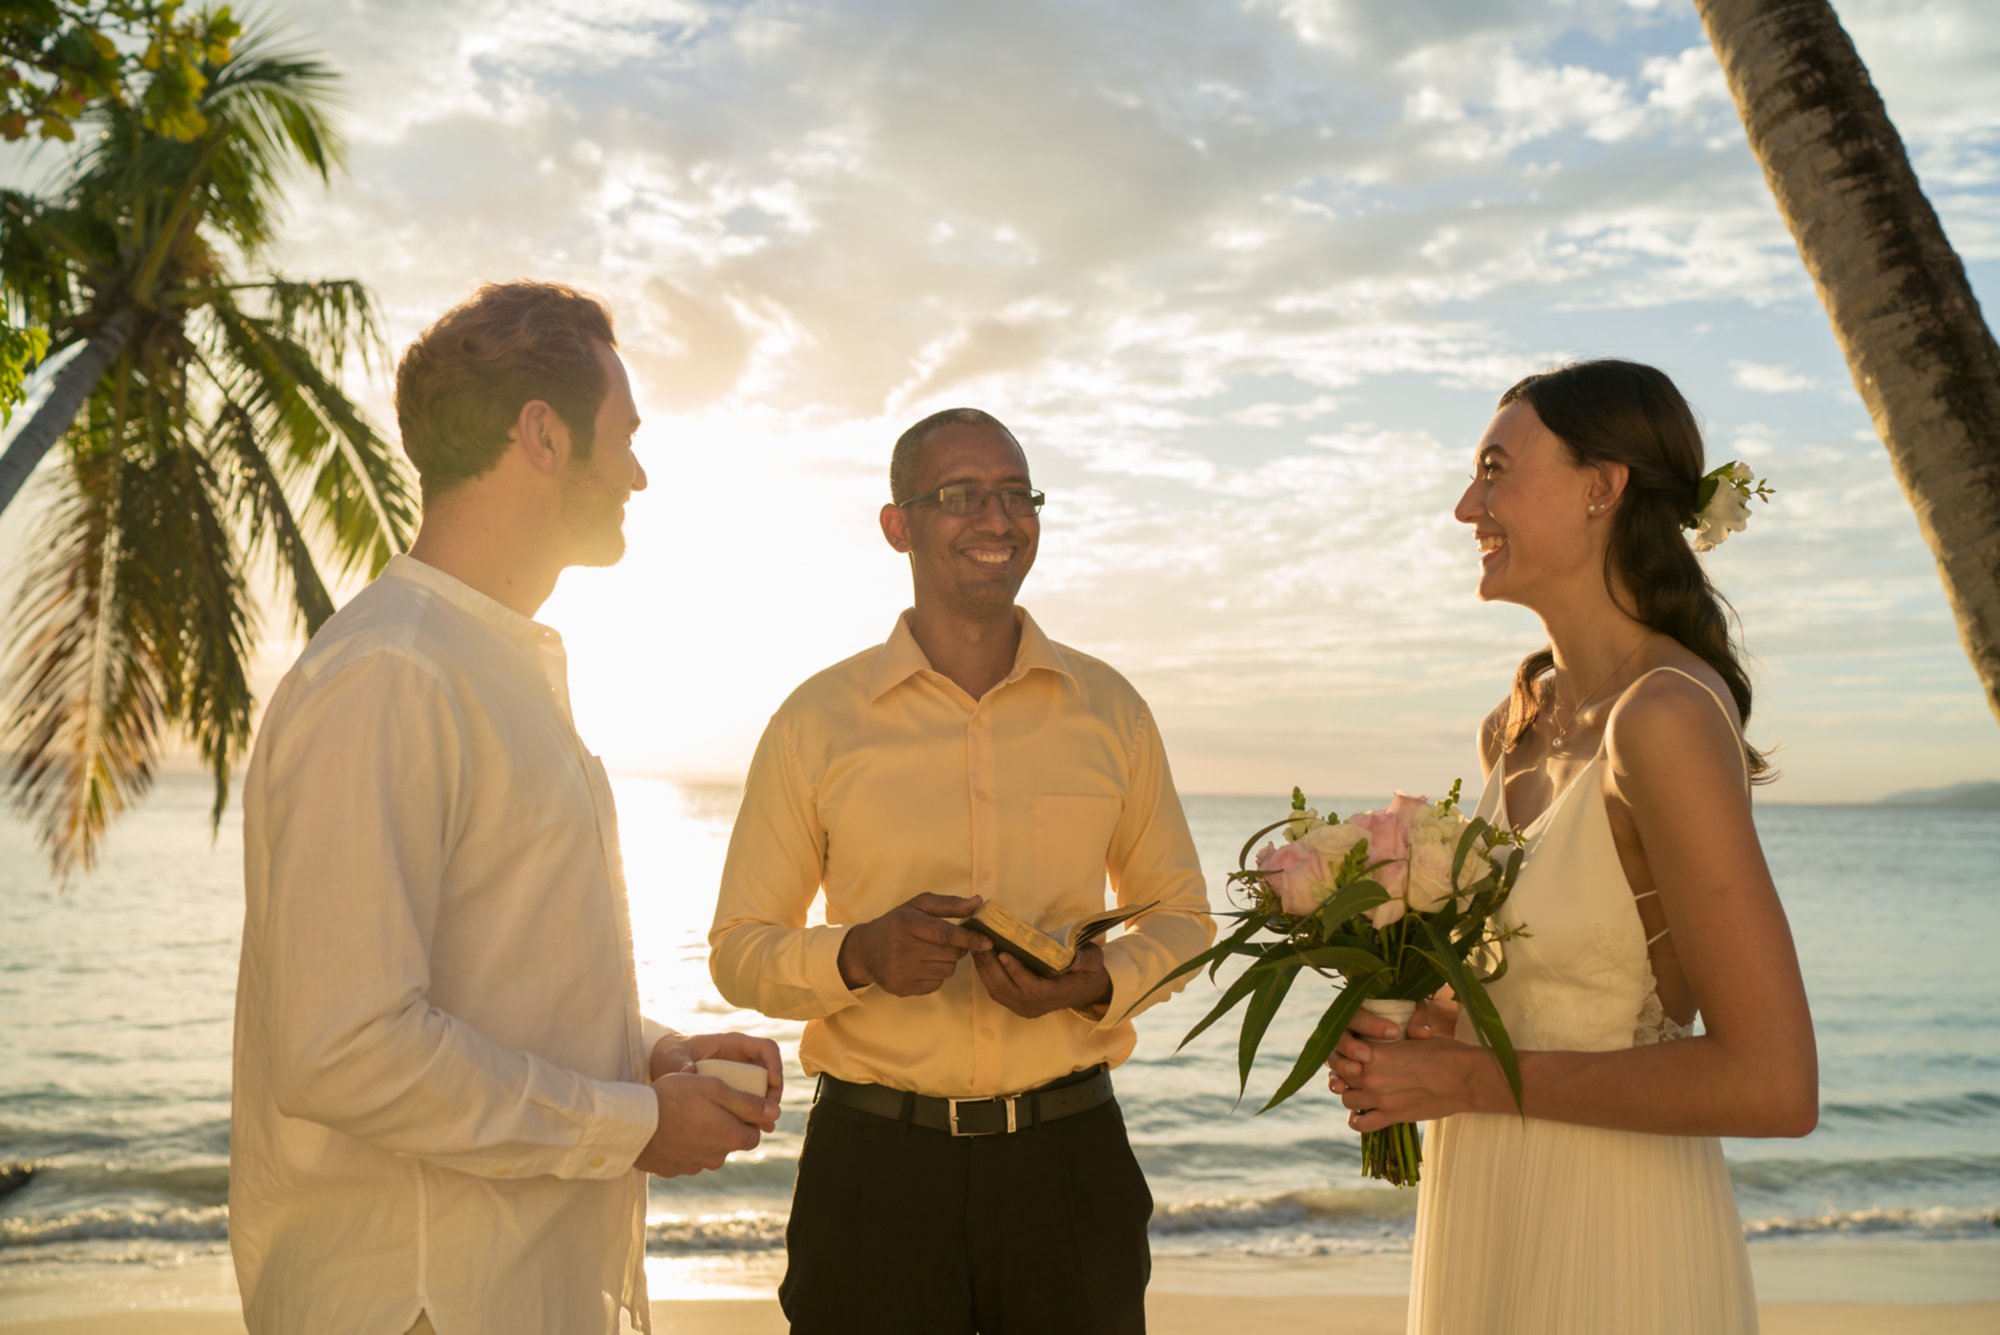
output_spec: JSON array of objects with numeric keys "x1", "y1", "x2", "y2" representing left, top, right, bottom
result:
[{"x1": 709, "y1": 608, "x2": 1213, "y2": 1097}]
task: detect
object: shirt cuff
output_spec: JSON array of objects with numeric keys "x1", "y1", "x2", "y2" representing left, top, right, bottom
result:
[
  {"x1": 1084, "y1": 941, "x2": 1147, "y2": 1033},
  {"x1": 808, "y1": 923, "x2": 873, "y2": 1013},
  {"x1": 570, "y1": 1078, "x2": 660, "y2": 1179},
  {"x1": 641, "y1": 1017, "x2": 681, "y2": 1076}
]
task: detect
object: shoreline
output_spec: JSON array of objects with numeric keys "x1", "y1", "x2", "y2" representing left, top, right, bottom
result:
[{"x1": 3, "y1": 1239, "x2": 1997, "y2": 1333}]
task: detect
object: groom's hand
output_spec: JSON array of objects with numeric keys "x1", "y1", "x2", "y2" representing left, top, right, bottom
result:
[
  {"x1": 837, "y1": 893, "x2": 991, "y2": 995},
  {"x1": 634, "y1": 1073, "x2": 776, "y2": 1178},
  {"x1": 650, "y1": 1030, "x2": 785, "y2": 1103},
  {"x1": 974, "y1": 943, "x2": 1112, "y2": 1020}
]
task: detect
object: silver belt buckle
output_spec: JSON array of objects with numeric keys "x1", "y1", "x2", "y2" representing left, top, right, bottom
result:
[{"x1": 947, "y1": 1095, "x2": 1018, "y2": 1137}]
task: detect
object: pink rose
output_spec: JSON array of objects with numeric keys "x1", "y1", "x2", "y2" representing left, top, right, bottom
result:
[
  {"x1": 1258, "y1": 839, "x2": 1330, "y2": 917},
  {"x1": 1352, "y1": 799, "x2": 1419, "y2": 930},
  {"x1": 1349, "y1": 809, "x2": 1411, "y2": 899},
  {"x1": 1386, "y1": 791, "x2": 1429, "y2": 820}
]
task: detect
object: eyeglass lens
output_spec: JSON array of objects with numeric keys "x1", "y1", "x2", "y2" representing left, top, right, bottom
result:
[{"x1": 939, "y1": 486, "x2": 1043, "y2": 516}]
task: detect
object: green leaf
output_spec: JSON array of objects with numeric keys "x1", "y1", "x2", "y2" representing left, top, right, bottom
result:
[
  {"x1": 1177, "y1": 965, "x2": 1265, "y2": 1053},
  {"x1": 1450, "y1": 818, "x2": 1488, "y2": 887},
  {"x1": 1416, "y1": 918, "x2": 1524, "y2": 1114},
  {"x1": 1313, "y1": 877, "x2": 1390, "y2": 930},
  {"x1": 1250, "y1": 944, "x2": 1386, "y2": 978},
  {"x1": 1237, "y1": 961, "x2": 1300, "y2": 1096},
  {"x1": 1118, "y1": 912, "x2": 1256, "y2": 1019},
  {"x1": 1208, "y1": 912, "x2": 1265, "y2": 981},
  {"x1": 1259, "y1": 978, "x2": 1379, "y2": 1113}
]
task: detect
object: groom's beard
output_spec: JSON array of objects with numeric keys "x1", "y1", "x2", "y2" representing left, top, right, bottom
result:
[{"x1": 559, "y1": 453, "x2": 628, "y2": 567}]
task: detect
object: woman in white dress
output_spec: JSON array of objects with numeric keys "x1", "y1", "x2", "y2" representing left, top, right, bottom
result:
[{"x1": 1328, "y1": 359, "x2": 1818, "y2": 1334}]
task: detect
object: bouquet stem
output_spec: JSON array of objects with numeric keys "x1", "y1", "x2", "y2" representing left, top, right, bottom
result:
[{"x1": 1357, "y1": 998, "x2": 1423, "y2": 1188}]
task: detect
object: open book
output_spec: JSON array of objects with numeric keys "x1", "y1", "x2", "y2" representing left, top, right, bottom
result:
[{"x1": 960, "y1": 900, "x2": 1160, "y2": 979}]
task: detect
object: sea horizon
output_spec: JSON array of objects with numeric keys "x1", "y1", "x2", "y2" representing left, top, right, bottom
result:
[{"x1": 5, "y1": 770, "x2": 1998, "y2": 1307}]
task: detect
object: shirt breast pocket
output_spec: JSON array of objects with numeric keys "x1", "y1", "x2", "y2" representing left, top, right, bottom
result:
[{"x1": 1032, "y1": 794, "x2": 1123, "y2": 916}]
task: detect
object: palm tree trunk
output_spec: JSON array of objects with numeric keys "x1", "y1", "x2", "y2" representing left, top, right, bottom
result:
[
  {"x1": 0, "y1": 309, "x2": 138, "y2": 519},
  {"x1": 1695, "y1": 0, "x2": 2000, "y2": 725}
]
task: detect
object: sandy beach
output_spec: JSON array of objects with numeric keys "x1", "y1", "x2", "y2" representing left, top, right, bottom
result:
[{"x1": 4, "y1": 1242, "x2": 1997, "y2": 1334}]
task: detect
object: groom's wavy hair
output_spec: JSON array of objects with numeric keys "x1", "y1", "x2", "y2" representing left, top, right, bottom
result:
[
  {"x1": 395, "y1": 281, "x2": 616, "y2": 499},
  {"x1": 1498, "y1": 359, "x2": 1771, "y2": 782}
]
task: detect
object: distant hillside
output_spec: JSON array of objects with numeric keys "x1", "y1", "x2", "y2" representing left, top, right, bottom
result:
[{"x1": 1878, "y1": 781, "x2": 2000, "y2": 810}]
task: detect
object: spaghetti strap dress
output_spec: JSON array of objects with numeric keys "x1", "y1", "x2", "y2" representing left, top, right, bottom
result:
[{"x1": 1404, "y1": 667, "x2": 1759, "y2": 1334}]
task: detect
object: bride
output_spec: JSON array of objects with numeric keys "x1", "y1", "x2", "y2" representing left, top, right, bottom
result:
[{"x1": 1328, "y1": 359, "x2": 1817, "y2": 1334}]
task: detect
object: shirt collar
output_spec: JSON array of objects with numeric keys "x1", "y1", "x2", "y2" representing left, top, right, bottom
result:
[
  {"x1": 865, "y1": 606, "x2": 1077, "y2": 702},
  {"x1": 380, "y1": 553, "x2": 561, "y2": 648}
]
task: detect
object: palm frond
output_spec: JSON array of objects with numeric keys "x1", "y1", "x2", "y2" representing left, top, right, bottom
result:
[
  {"x1": 263, "y1": 276, "x2": 387, "y2": 378},
  {"x1": 2, "y1": 450, "x2": 170, "y2": 878},
  {"x1": 144, "y1": 440, "x2": 254, "y2": 828},
  {"x1": 205, "y1": 394, "x2": 336, "y2": 636},
  {"x1": 202, "y1": 299, "x2": 415, "y2": 574},
  {"x1": 202, "y1": 33, "x2": 344, "y2": 182},
  {"x1": 192, "y1": 33, "x2": 345, "y2": 256}
]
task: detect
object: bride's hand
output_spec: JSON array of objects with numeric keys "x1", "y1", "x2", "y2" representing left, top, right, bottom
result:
[
  {"x1": 1325, "y1": 1000, "x2": 1492, "y2": 1132},
  {"x1": 1408, "y1": 991, "x2": 1459, "y2": 1041}
]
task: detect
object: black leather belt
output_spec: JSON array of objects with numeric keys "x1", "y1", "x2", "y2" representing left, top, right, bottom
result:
[{"x1": 814, "y1": 1065, "x2": 1114, "y2": 1136}]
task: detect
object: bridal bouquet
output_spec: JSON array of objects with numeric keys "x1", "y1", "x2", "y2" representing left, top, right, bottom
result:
[{"x1": 1143, "y1": 783, "x2": 1528, "y2": 1186}]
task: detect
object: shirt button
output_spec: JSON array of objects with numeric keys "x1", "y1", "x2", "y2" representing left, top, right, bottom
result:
[{"x1": 589, "y1": 1154, "x2": 606, "y2": 1170}]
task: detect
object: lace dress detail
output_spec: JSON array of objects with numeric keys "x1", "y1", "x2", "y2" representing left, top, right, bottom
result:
[
  {"x1": 1403, "y1": 667, "x2": 1756, "y2": 1334},
  {"x1": 1634, "y1": 977, "x2": 1695, "y2": 1046}
]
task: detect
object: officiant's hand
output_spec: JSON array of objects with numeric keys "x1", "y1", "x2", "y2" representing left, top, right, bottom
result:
[
  {"x1": 837, "y1": 893, "x2": 993, "y2": 996},
  {"x1": 974, "y1": 943, "x2": 1112, "y2": 1020},
  {"x1": 650, "y1": 1030, "x2": 784, "y2": 1104},
  {"x1": 635, "y1": 1072, "x2": 777, "y2": 1178}
]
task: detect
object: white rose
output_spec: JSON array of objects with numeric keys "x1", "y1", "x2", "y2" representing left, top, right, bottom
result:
[
  {"x1": 1297, "y1": 820, "x2": 1367, "y2": 875},
  {"x1": 1286, "y1": 808, "x2": 1324, "y2": 841},
  {"x1": 1406, "y1": 840, "x2": 1457, "y2": 914}
]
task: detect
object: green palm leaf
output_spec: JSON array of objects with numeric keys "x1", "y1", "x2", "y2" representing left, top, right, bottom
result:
[
  {"x1": 3, "y1": 453, "x2": 168, "y2": 877},
  {"x1": 0, "y1": 13, "x2": 409, "y2": 875}
]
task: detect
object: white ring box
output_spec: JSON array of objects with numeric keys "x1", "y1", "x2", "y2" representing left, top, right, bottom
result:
[{"x1": 694, "y1": 1058, "x2": 771, "y2": 1098}]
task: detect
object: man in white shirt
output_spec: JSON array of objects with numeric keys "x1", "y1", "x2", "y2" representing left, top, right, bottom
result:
[{"x1": 230, "y1": 281, "x2": 778, "y2": 1335}]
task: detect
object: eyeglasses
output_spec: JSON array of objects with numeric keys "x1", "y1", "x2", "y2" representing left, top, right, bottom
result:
[{"x1": 898, "y1": 484, "x2": 1046, "y2": 518}]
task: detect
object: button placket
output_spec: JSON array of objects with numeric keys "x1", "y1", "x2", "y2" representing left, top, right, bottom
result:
[{"x1": 967, "y1": 703, "x2": 1000, "y2": 1091}]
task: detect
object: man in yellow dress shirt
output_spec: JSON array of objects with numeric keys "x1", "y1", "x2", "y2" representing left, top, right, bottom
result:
[
  {"x1": 232, "y1": 283, "x2": 781, "y2": 1335},
  {"x1": 710, "y1": 407, "x2": 1214, "y2": 1334}
]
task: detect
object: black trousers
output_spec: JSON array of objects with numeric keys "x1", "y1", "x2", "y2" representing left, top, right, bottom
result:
[{"x1": 779, "y1": 1085, "x2": 1153, "y2": 1335}]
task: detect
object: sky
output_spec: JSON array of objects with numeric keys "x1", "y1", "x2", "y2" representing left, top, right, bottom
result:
[{"x1": 3, "y1": 0, "x2": 1998, "y2": 804}]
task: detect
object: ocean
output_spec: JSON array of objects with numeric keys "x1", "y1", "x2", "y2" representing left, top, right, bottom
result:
[{"x1": 3, "y1": 772, "x2": 1996, "y2": 1289}]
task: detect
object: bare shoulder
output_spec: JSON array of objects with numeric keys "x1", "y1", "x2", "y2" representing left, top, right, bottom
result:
[{"x1": 1605, "y1": 659, "x2": 1744, "y2": 790}]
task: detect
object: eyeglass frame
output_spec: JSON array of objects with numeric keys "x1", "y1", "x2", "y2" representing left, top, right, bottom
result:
[{"x1": 896, "y1": 483, "x2": 1047, "y2": 518}]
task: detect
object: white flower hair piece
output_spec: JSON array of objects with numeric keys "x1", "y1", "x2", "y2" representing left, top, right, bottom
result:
[{"x1": 1684, "y1": 460, "x2": 1774, "y2": 553}]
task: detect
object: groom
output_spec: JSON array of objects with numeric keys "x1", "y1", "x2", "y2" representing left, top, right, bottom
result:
[
  {"x1": 231, "y1": 282, "x2": 780, "y2": 1335},
  {"x1": 710, "y1": 407, "x2": 1213, "y2": 1334}
]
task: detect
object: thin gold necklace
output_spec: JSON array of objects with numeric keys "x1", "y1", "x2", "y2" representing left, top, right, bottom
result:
[{"x1": 1546, "y1": 637, "x2": 1649, "y2": 748}]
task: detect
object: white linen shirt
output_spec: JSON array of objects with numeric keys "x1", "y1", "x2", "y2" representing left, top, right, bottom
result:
[{"x1": 231, "y1": 555, "x2": 669, "y2": 1335}]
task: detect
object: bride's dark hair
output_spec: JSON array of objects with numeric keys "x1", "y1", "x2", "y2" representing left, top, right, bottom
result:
[{"x1": 1498, "y1": 359, "x2": 1771, "y2": 782}]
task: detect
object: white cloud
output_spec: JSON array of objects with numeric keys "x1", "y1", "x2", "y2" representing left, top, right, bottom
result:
[
  {"x1": 6, "y1": 0, "x2": 1990, "y2": 802},
  {"x1": 1731, "y1": 361, "x2": 1820, "y2": 393}
]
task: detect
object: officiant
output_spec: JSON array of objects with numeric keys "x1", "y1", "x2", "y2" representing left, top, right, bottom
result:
[{"x1": 708, "y1": 407, "x2": 1213, "y2": 1335}]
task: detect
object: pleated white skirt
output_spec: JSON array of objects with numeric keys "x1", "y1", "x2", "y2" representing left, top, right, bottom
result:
[{"x1": 1406, "y1": 1112, "x2": 1758, "y2": 1334}]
